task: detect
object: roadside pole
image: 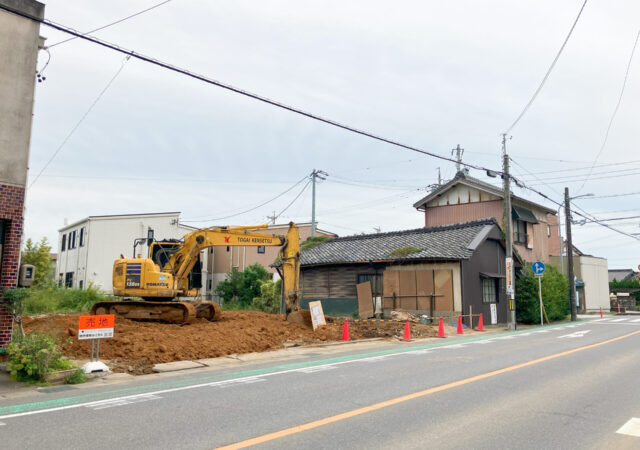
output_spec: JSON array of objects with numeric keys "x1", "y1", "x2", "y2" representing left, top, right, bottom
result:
[
  {"x1": 538, "y1": 276, "x2": 543, "y2": 325},
  {"x1": 502, "y1": 134, "x2": 516, "y2": 330},
  {"x1": 564, "y1": 187, "x2": 577, "y2": 321}
]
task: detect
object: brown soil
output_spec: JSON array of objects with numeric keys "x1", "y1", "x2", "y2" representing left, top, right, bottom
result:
[{"x1": 23, "y1": 312, "x2": 438, "y2": 375}]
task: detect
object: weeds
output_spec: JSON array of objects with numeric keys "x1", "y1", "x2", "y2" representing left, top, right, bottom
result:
[
  {"x1": 20, "y1": 286, "x2": 112, "y2": 315},
  {"x1": 7, "y1": 332, "x2": 64, "y2": 382},
  {"x1": 64, "y1": 368, "x2": 87, "y2": 385}
]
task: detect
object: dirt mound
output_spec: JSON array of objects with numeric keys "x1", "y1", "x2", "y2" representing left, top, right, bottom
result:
[{"x1": 23, "y1": 312, "x2": 437, "y2": 375}]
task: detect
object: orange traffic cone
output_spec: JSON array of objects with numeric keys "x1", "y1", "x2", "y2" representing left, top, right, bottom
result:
[
  {"x1": 618, "y1": 303, "x2": 621, "y2": 314},
  {"x1": 477, "y1": 313, "x2": 484, "y2": 331},
  {"x1": 402, "y1": 318, "x2": 412, "y2": 341},
  {"x1": 437, "y1": 317, "x2": 445, "y2": 338},
  {"x1": 457, "y1": 315, "x2": 464, "y2": 334},
  {"x1": 600, "y1": 306, "x2": 603, "y2": 318},
  {"x1": 342, "y1": 318, "x2": 350, "y2": 341}
]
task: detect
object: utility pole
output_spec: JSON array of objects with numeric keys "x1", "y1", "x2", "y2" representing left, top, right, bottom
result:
[
  {"x1": 502, "y1": 134, "x2": 516, "y2": 330},
  {"x1": 310, "y1": 169, "x2": 327, "y2": 237},
  {"x1": 452, "y1": 144, "x2": 464, "y2": 173},
  {"x1": 267, "y1": 211, "x2": 277, "y2": 225},
  {"x1": 564, "y1": 187, "x2": 577, "y2": 321}
]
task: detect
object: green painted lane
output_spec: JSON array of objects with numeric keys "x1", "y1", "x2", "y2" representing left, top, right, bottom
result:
[{"x1": 0, "y1": 320, "x2": 586, "y2": 417}]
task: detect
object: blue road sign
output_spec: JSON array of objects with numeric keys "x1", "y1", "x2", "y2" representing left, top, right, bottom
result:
[{"x1": 533, "y1": 261, "x2": 546, "y2": 276}]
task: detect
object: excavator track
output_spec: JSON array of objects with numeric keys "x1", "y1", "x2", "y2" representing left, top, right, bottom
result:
[
  {"x1": 91, "y1": 300, "x2": 197, "y2": 324},
  {"x1": 194, "y1": 301, "x2": 222, "y2": 321}
]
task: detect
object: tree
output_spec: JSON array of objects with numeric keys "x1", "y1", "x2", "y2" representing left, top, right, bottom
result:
[
  {"x1": 21, "y1": 237, "x2": 53, "y2": 287},
  {"x1": 215, "y1": 264, "x2": 271, "y2": 306},
  {"x1": 252, "y1": 279, "x2": 282, "y2": 314},
  {"x1": 516, "y1": 264, "x2": 570, "y2": 324}
]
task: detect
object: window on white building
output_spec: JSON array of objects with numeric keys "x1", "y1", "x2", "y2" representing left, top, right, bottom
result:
[
  {"x1": 79, "y1": 227, "x2": 85, "y2": 246},
  {"x1": 61, "y1": 234, "x2": 66, "y2": 251}
]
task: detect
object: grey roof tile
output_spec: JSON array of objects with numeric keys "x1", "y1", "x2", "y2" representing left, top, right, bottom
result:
[{"x1": 301, "y1": 218, "x2": 498, "y2": 266}]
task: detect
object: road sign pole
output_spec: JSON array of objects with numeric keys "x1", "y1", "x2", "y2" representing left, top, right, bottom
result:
[
  {"x1": 97, "y1": 338, "x2": 101, "y2": 361},
  {"x1": 538, "y1": 276, "x2": 543, "y2": 326},
  {"x1": 91, "y1": 339, "x2": 95, "y2": 362}
]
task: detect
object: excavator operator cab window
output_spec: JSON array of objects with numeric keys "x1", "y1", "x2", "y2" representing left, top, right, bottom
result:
[{"x1": 150, "y1": 240, "x2": 180, "y2": 268}]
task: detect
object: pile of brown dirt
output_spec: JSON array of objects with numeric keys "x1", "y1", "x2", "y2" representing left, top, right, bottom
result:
[{"x1": 23, "y1": 311, "x2": 438, "y2": 375}]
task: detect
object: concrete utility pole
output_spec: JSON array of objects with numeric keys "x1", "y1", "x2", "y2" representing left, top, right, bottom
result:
[
  {"x1": 502, "y1": 134, "x2": 516, "y2": 331},
  {"x1": 452, "y1": 144, "x2": 464, "y2": 173},
  {"x1": 564, "y1": 187, "x2": 577, "y2": 322},
  {"x1": 311, "y1": 169, "x2": 327, "y2": 237}
]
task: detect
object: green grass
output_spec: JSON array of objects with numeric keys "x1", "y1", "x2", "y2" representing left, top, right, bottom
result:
[{"x1": 21, "y1": 287, "x2": 113, "y2": 315}]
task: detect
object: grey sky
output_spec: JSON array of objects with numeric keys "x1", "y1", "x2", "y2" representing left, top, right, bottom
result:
[{"x1": 24, "y1": 0, "x2": 640, "y2": 268}]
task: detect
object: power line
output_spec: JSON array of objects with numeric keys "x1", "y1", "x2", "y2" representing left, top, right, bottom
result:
[
  {"x1": 576, "y1": 27, "x2": 640, "y2": 194},
  {"x1": 504, "y1": 0, "x2": 588, "y2": 134},
  {"x1": 273, "y1": 179, "x2": 312, "y2": 220},
  {"x1": 587, "y1": 192, "x2": 640, "y2": 199},
  {"x1": 523, "y1": 167, "x2": 640, "y2": 182},
  {"x1": 47, "y1": 0, "x2": 174, "y2": 48},
  {"x1": 181, "y1": 176, "x2": 308, "y2": 223},
  {"x1": 522, "y1": 160, "x2": 640, "y2": 176},
  {"x1": 1, "y1": 4, "x2": 502, "y2": 176},
  {"x1": 529, "y1": 171, "x2": 640, "y2": 185},
  {"x1": 28, "y1": 56, "x2": 130, "y2": 189}
]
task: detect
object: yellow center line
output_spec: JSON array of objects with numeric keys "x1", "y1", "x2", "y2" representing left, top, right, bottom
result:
[{"x1": 218, "y1": 329, "x2": 640, "y2": 449}]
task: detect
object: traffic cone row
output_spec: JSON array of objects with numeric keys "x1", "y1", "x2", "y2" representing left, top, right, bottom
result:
[{"x1": 457, "y1": 315, "x2": 464, "y2": 334}]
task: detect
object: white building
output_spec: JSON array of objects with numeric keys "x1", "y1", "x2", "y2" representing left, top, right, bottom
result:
[{"x1": 56, "y1": 212, "x2": 201, "y2": 293}]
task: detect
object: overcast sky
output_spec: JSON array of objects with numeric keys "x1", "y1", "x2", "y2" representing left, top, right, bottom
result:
[{"x1": 23, "y1": 0, "x2": 640, "y2": 268}]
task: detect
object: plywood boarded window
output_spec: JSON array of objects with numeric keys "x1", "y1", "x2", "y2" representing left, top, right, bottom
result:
[{"x1": 382, "y1": 268, "x2": 453, "y2": 313}]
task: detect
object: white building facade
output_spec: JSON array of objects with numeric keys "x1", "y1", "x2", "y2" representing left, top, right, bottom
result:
[{"x1": 56, "y1": 212, "x2": 201, "y2": 293}]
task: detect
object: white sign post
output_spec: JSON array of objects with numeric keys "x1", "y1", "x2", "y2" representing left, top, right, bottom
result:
[
  {"x1": 533, "y1": 261, "x2": 546, "y2": 326},
  {"x1": 78, "y1": 315, "x2": 114, "y2": 373}
]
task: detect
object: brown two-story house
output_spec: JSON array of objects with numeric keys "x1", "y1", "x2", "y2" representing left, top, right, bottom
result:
[{"x1": 413, "y1": 171, "x2": 561, "y2": 263}]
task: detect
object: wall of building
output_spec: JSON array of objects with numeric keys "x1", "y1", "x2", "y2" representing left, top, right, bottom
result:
[
  {"x1": 424, "y1": 197, "x2": 554, "y2": 263},
  {"x1": 424, "y1": 200, "x2": 503, "y2": 228},
  {"x1": 56, "y1": 214, "x2": 198, "y2": 293},
  {"x1": 574, "y1": 255, "x2": 609, "y2": 311},
  {"x1": 461, "y1": 237, "x2": 507, "y2": 325},
  {"x1": 0, "y1": 0, "x2": 44, "y2": 347}
]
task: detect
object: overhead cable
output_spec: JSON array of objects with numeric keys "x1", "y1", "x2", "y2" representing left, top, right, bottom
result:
[
  {"x1": 28, "y1": 55, "x2": 131, "y2": 189},
  {"x1": 181, "y1": 176, "x2": 309, "y2": 223},
  {"x1": 504, "y1": 0, "x2": 588, "y2": 134},
  {"x1": 576, "y1": 27, "x2": 640, "y2": 193},
  {"x1": 47, "y1": 0, "x2": 174, "y2": 48},
  {"x1": 1, "y1": 3, "x2": 500, "y2": 175}
]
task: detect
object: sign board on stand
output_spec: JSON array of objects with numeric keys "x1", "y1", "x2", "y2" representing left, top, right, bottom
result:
[
  {"x1": 490, "y1": 303, "x2": 497, "y2": 325},
  {"x1": 505, "y1": 257, "x2": 514, "y2": 299},
  {"x1": 308, "y1": 301, "x2": 326, "y2": 331},
  {"x1": 78, "y1": 315, "x2": 114, "y2": 340},
  {"x1": 78, "y1": 315, "x2": 114, "y2": 374},
  {"x1": 532, "y1": 261, "x2": 546, "y2": 278}
]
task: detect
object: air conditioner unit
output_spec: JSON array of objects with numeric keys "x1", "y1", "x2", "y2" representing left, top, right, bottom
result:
[{"x1": 19, "y1": 264, "x2": 35, "y2": 287}]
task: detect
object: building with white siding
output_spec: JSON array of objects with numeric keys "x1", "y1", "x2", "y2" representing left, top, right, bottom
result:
[{"x1": 56, "y1": 212, "x2": 199, "y2": 293}]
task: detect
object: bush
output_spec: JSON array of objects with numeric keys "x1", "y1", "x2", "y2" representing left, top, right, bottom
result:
[
  {"x1": 65, "y1": 368, "x2": 87, "y2": 385},
  {"x1": 0, "y1": 347, "x2": 8, "y2": 356},
  {"x1": 516, "y1": 264, "x2": 570, "y2": 324},
  {"x1": 252, "y1": 279, "x2": 282, "y2": 314},
  {"x1": 7, "y1": 332, "x2": 64, "y2": 382},
  {"x1": 216, "y1": 264, "x2": 270, "y2": 306}
]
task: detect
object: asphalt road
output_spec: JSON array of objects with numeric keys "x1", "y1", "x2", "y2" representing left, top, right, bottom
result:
[{"x1": 1, "y1": 316, "x2": 640, "y2": 449}]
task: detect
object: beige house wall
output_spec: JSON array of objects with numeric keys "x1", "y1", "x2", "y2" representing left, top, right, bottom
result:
[
  {"x1": 0, "y1": 0, "x2": 45, "y2": 187},
  {"x1": 423, "y1": 197, "x2": 554, "y2": 263}
]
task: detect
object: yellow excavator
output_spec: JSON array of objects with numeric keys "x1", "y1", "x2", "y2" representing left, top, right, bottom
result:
[{"x1": 91, "y1": 222, "x2": 301, "y2": 324}]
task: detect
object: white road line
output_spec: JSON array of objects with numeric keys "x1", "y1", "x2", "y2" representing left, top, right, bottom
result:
[
  {"x1": 611, "y1": 318, "x2": 628, "y2": 322},
  {"x1": 217, "y1": 377, "x2": 265, "y2": 387},
  {"x1": 616, "y1": 417, "x2": 640, "y2": 437},
  {"x1": 494, "y1": 336, "x2": 515, "y2": 340},
  {"x1": 443, "y1": 344, "x2": 467, "y2": 349},
  {"x1": 632, "y1": 319, "x2": 640, "y2": 323},
  {"x1": 295, "y1": 365, "x2": 337, "y2": 373},
  {"x1": 558, "y1": 330, "x2": 592, "y2": 339},
  {"x1": 404, "y1": 349, "x2": 434, "y2": 355},
  {"x1": 533, "y1": 330, "x2": 550, "y2": 333},
  {"x1": 88, "y1": 394, "x2": 162, "y2": 410}
]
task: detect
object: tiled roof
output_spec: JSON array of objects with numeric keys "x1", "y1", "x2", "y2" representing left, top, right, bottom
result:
[{"x1": 301, "y1": 218, "x2": 498, "y2": 266}]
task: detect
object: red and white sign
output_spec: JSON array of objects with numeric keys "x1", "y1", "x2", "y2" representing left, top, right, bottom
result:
[{"x1": 78, "y1": 315, "x2": 115, "y2": 340}]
